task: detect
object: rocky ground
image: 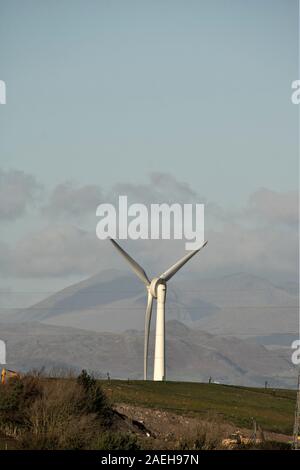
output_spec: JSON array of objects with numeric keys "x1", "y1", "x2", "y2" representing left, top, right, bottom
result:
[{"x1": 114, "y1": 403, "x2": 293, "y2": 449}]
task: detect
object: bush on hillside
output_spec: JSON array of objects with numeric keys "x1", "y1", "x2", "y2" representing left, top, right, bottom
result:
[{"x1": 0, "y1": 370, "x2": 130, "y2": 450}]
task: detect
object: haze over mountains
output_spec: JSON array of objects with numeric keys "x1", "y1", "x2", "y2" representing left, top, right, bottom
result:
[
  {"x1": 0, "y1": 270, "x2": 297, "y2": 387},
  {"x1": 0, "y1": 319, "x2": 295, "y2": 388},
  {"x1": 4, "y1": 270, "x2": 298, "y2": 344}
]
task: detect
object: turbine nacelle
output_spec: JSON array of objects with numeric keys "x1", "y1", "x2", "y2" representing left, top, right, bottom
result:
[{"x1": 149, "y1": 277, "x2": 166, "y2": 298}]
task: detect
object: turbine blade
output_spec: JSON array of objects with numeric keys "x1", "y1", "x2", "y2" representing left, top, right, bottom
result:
[
  {"x1": 144, "y1": 292, "x2": 153, "y2": 380},
  {"x1": 110, "y1": 239, "x2": 150, "y2": 286},
  {"x1": 159, "y1": 240, "x2": 208, "y2": 281}
]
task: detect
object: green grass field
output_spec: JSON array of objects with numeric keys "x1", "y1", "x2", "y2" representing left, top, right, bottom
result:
[{"x1": 100, "y1": 380, "x2": 296, "y2": 435}]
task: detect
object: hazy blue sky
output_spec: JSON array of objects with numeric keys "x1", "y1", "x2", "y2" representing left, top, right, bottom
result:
[
  {"x1": 0, "y1": 0, "x2": 298, "y2": 205},
  {"x1": 0, "y1": 1, "x2": 298, "y2": 302}
]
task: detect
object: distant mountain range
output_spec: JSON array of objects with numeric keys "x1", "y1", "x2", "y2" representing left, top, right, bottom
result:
[
  {"x1": 0, "y1": 320, "x2": 296, "y2": 388},
  {"x1": 2, "y1": 270, "x2": 298, "y2": 346},
  {"x1": 0, "y1": 270, "x2": 297, "y2": 387}
]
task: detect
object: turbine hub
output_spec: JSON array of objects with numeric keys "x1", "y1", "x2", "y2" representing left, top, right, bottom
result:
[{"x1": 149, "y1": 277, "x2": 166, "y2": 298}]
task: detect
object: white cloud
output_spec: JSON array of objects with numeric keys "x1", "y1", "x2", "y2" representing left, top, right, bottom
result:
[
  {"x1": 247, "y1": 188, "x2": 298, "y2": 227},
  {"x1": 7, "y1": 225, "x2": 105, "y2": 277},
  {"x1": 110, "y1": 172, "x2": 201, "y2": 205},
  {"x1": 42, "y1": 182, "x2": 102, "y2": 220},
  {"x1": 0, "y1": 171, "x2": 297, "y2": 282},
  {"x1": 0, "y1": 169, "x2": 41, "y2": 220}
]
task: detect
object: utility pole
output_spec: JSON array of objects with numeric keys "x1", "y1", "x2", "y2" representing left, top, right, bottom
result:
[{"x1": 293, "y1": 372, "x2": 300, "y2": 450}]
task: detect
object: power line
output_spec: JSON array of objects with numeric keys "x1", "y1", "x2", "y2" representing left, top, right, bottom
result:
[
  {"x1": 0, "y1": 288, "x2": 298, "y2": 293},
  {"x1": 0, "y1": 305, "x2": 298, "y2": 310}
]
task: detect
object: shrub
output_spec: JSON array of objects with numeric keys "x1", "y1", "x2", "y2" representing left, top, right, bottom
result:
[
  {"x1": 92, "y1": 431, "x2": 140, "y2": 450},
  {"x1": 77, "y1": 369, "x2": 112, "y2": 424},
  {"x1": 179, "y1": 421, "x2": 224, "y2": 450},
  {"x1": 0, "y1": 375, "x2": 42, "y2": 429},
  {"x1": 0, "y1": 370, "x2": 138, "y2": 450}
]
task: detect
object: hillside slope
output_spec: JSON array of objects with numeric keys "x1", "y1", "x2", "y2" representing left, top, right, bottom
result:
[
  {"x1": 0, "y1": 320, "x2": 296, "y2": 388},
  {"x1": 101, "y1": 380, "x2": 296, "y2": 435}
]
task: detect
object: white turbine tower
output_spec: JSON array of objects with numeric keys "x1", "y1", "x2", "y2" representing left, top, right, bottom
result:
[{"x1": 110, "y1": 239, "x2": 208, "y2": 381}]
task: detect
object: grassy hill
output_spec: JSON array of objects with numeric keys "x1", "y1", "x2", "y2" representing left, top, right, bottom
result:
[
  {"x1": 0, "y1": 375, "x2": 296, "y2": 449},
  {"x1": 100, "y1": 380, "x2": 296, "y2": 435}
]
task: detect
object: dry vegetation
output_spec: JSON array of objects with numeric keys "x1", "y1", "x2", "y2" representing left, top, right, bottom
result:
[
  {"x1": 0, "y1": 371, "x2": 138, "y2": 450},
  {"x1": 0, "y1": 374, "x2": 293, "y2": 450}
]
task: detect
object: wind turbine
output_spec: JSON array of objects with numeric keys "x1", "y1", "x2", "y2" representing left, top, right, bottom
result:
[{"x1": 110, "y1": 239, "x2": 208, "y2": 381}]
